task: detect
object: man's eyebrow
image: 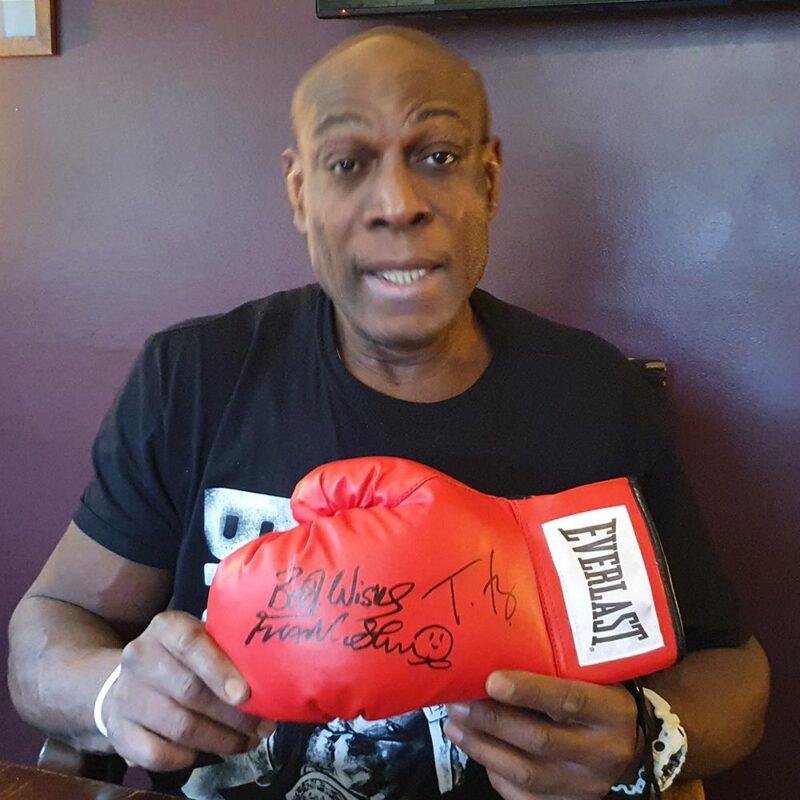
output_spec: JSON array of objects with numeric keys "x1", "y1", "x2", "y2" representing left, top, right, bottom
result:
[
  {"x1": 314, "y1": 112, "x2": 368, "y2": 138},
  {"x1": 412, "y1": 107, "x2": 468, "y2": 127},
  {"x1": 312, "y1": 107, "x2": 469, "y2": 138}
]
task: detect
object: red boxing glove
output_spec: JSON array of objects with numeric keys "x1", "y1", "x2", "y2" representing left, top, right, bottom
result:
[{"x1": 206, "y1": 457, "x2": 683, "y2": 723}]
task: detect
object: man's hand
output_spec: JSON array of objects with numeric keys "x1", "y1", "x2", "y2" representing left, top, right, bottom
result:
[
  {"x1": 444, "y1": 671, "x2": 640, "y2": 800},
  {"x1": 102, "y1": 611, "x2": 275, "y2": 772},
  {"x1": 9, "y1": 525, "x2": 277, "y2": 766}
]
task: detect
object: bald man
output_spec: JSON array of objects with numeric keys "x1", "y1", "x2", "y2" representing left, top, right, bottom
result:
[{"x1": 9, "y1": 28, "x2": 768, "y2": 800}]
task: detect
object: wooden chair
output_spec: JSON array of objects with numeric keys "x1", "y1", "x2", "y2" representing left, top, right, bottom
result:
[{"x1": 37, "y1": 736, "x2": 126, "y2": 784}]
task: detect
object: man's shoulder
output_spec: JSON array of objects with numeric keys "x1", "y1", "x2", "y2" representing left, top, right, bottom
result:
[
  {"x1": 151, "y1": 283, "x2": 321, "y2": 348},
  {"x1": 127, "y1": 284, "x2": 324, "y2": 392},
  {"x1": 475, "y1": 289, "x2": 627, "y2": 369},
  {"x1": 134, "y1": 284, "x2": 322, "y2": 377}
]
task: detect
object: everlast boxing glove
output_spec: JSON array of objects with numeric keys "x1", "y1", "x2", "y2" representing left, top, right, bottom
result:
[{"x1": 206, "y1": 457, "x2": 684, "y2": 723}]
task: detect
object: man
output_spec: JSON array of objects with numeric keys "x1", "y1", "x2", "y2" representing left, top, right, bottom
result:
[{"x1": 8, "y1": 27, "x2": 768, "y2": 800}]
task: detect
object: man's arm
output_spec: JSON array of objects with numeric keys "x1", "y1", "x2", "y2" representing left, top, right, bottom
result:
[
  {"x1": 645, "y1": 636, "x2": 769, "y2": 778},
  {"x1": 8, "y1": 523, "x2": 272, "y2": 770},
  {"x1": 444, "y1": 637, "x2": 768, "y2": 799}
]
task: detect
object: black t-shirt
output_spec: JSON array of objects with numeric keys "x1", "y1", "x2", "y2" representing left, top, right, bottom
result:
[{"x1": 75, "y1": 285, "x2": 746, "y2": 799}]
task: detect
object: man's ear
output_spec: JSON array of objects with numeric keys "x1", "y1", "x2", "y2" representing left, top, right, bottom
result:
[
  {"x1": 483, "y1": 137, "x2": 503, "y2": 220},
  {"x1": 283, "y1": 148, "x2": 307, "y2": 234}
]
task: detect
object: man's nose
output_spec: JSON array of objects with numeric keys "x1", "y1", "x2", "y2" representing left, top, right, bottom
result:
[{"x1": 364, "y1": 159, "x2": 432, "y2": 230}]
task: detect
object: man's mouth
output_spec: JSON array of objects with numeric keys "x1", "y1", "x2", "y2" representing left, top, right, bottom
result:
[
  {"x1": 358, "y1": 259, "x2": 443, "y2": 291},
  {"x1": 375, "y1": 267, "x2": 431, "y2": 286}
]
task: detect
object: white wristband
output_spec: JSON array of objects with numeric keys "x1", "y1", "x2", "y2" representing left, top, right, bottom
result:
[{"x1": 93, "y1": 664, "x2": 122, "y2": 738}]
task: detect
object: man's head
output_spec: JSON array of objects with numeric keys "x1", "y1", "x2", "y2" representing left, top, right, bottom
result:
[{"x1": 284, "y1": 28, "x2": 502, "y2": 352}]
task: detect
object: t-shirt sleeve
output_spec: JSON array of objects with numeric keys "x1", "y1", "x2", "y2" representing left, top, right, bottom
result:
[{"x1": 73, "y1": 336, "x2": 182, "y2": 569}]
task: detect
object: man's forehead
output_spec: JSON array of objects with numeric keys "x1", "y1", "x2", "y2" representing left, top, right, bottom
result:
[
  {"x1": 293, "y1": 33, "x2": 487, "y2": 142},
  {"x1": 298, "y1": 78, "x2": 482, "y2": 145},
  {"x1": 308, "y1": 81, "x2": 476, "y2": 134},
  {"x1": 311, "y1": 105, "x2": 470, "y2": 140}
]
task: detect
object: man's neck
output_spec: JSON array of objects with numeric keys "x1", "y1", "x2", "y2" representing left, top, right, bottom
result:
[{"x1": 335, "y1": 308, "x2": 492, "y2": 403}]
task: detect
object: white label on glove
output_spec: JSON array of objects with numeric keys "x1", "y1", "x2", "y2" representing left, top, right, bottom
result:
[{"x1": 540, "y1": 505, "x2": 664, "y2": 666}]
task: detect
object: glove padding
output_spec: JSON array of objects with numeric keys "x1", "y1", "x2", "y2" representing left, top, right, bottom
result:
[{"x1": 206, "y1": 457, "x2": 683, "y2": 722}]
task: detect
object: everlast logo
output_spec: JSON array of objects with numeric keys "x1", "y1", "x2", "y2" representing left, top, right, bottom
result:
[{"x1": 558, "y1": 517, "x2": 650, "y2": 648}]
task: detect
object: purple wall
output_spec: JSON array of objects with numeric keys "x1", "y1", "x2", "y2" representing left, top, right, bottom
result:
[{"x1": 1, "y1": 2, "x2": 797, "y2": 795}]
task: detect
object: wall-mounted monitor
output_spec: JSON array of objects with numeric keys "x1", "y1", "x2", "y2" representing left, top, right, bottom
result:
[{"x1": 318, "y1": 0, "x2": 780, "y2": 18}]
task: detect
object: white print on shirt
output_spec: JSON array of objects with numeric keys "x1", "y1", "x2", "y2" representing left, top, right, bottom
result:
[
  {"x1": 202, "y1": 486, "x2": 296, "y2": 595},
  {"x1": 423, "y1": 705, "x2": 468, "y2": 793},
  {"x1": 188, "y1": 487, "x2": 467, "y2": 800},
  {"x1": 182, "y1": 735, "x2": 281, "y2": 800}
]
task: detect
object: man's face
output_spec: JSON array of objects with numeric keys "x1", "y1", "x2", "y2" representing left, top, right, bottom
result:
[{"x1": 286, "y1": 39, "x2": 501, "y2": 350}]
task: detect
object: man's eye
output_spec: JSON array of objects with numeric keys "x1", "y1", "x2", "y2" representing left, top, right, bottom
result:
[
  {"x1": 331, "y1": 159, "x2": 360, "y2": 175},
  {"x1": 423, "y1": 151, "x2": 458, "y2": 168}
]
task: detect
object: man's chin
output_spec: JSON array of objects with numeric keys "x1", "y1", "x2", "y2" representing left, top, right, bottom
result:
[
  {"x1": 364, "y1": 329, "x2": 439, "y2": 353},
  {"x1": 352, "y1": 319, "x2": 445, "y2": 354}
]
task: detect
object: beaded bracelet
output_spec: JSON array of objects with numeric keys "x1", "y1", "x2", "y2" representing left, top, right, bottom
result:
[
  {"x1": 643, "y1": 687, "x2": 688, "y2": 792},
  {"x1": 609, "y1": 682, "x2": 688, "y2": 798}
]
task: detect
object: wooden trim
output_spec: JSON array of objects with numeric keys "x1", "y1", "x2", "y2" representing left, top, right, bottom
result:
[{"x1": 0, "y1": 0, "x2": 54, "y2": 57}]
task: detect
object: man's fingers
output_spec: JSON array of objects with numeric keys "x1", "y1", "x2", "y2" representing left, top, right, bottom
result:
[
  {"x1": 487, "y1": 770, "x2": 578, "y2": 800},
  {"x1": 446, "y1": 700, "x2": 597, "y2": 764},
  {"x1": 485, "y1": 770, "x2": 534, "y2": 800},
  {"x1": 486, "y1": 671, "x2": 633, "y2": 725},
  {"x1": 101, "y1": 611, "x2": 274, "y2": 766},
  {"x1": 109, "y1": 718, "x2": 198, "y2": 773},
  {"x1": 130, "y1": 646, "x2": 262, "y2": 738},
  {"x1": 443, "y1": 719, "x2": 598, "y2": 798},
  {"x1": 150, "y1": 611, "x2": 250, "y2": 705},
  {"x1": 121, "y1": 685, "x2": 259, "y2": 757}
]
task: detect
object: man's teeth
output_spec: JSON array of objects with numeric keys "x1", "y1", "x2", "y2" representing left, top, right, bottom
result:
[{"x1": 376, "y1": 268, "x2": 429, "y2": 285}]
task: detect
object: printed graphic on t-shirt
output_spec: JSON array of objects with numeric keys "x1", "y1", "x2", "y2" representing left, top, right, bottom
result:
[{"x1": 186, "y1": 487, "x2": 467, "y2": 799}]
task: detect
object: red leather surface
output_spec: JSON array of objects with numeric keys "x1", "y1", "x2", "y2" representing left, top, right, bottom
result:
[{"x1": 207, "y1": 457, "x2": 679, "y2": 722}]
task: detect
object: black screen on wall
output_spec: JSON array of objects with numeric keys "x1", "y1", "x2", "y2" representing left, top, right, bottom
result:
[{"x1": 318, "y1": 0, "x2": 778, "y2": 17}]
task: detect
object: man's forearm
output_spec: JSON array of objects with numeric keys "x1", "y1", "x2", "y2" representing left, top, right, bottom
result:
[
  {"x1": 644, "y1": 636, "x2": 769, "y2": 780},
  {"x1": 8, "y1": 595, "x2": 125, "y2": 753}
]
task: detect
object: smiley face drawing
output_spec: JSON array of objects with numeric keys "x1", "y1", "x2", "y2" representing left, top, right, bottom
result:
[{"x1": 408, "y1": 625, "x2": 454, "y2": 669}]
